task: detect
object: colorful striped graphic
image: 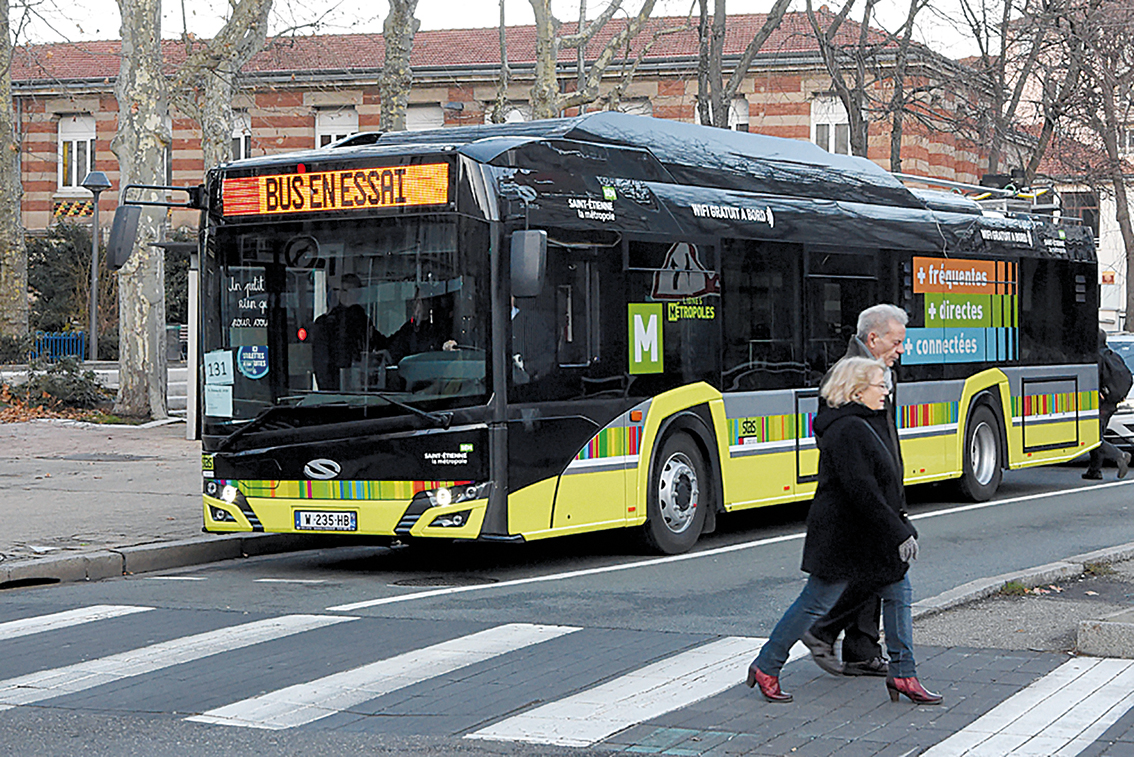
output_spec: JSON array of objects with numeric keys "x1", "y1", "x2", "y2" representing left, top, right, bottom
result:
[
  {"x1": 729, "y1": 413, "x2": 815, "y2": 446},
  {"x1": 231, "y1": 479, "x2": 470, "y2": 501},
  {"x1": 1012, "y1": 391, "x2": 1095, "y2": 419},
  {"x1": 575, "y1": 424, "x2": 643, "y2": 461},
  {"x1": 898, "y1": 401, "x2": 959, "y2": 430}
]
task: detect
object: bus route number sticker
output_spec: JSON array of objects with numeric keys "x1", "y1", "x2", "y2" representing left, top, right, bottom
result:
[{"x1": 204, "y1": 349, "x2": 235, "y2": 418}]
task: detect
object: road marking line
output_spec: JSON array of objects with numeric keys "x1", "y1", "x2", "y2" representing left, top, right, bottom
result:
[
  {"x1": 0, "y1": 614, "x2": 355, "y2": 711},
  {"x1": 188, "y1": 622, "x2": 580, "y2": 730},
  {"x1": 142, "y1": 576, "x2": 207, "y2": 581},
  {"x1": 922, "y1": 657, "x2": 1134, "y2": 757},
  {"x1": 254, "y1": 579, "x2": 327, "y2": 584},
  {"x1": 0, "y1": 606, "x2": 153, "y2": 641},
  {"x1": 328, "y1": 483, "x2": 1127, "y2": 612},
  {"x1": 466, "y1": 638, "x2": 806, "y2": 747}
]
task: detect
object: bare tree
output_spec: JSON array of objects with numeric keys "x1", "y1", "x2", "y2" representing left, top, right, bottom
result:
[
  {"x1": 379, "y1": 0, "x2": 419, "y2": 131},
  {"x1": 528, "y1": 0, "x2": 658, "y2": 120},
  {"x1": 805, "y1": 0, "x2": 875, "y2": 157},
  {"x1": 696, "y1": 0, "x2": 792, "y2": 129},
  {"x1": 1065, "y1": 0, "x2": 1134, "y2": 322},
  {"x1": 170, "y1": 0, "x2": 273, "y2": 169},
  {"x1": 112, "y1": 0, "x2": 169, "y2": 418},
  {"x1": 489, "y1": 0, "x2": 511, "y2": 123},
  {"x1": 0, "y1": 0, "x2": 27, "y2": 343}
]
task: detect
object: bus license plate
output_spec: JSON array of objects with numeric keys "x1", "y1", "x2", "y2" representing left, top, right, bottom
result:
[{"x1": 294, "y1": 510, "x2": 357, "y2": 531}]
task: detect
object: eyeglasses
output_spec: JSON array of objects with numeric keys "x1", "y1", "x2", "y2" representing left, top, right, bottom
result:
[{"x1": 867, "y1": 382, "x2": 889, "y2": 392}]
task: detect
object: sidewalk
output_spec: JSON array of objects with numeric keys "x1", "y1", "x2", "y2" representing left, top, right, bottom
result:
[{"x1": 0, "y1": 418, "x2": 315, "y2": 585}]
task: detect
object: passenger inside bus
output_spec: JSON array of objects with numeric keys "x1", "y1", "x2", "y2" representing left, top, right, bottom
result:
[{"x1": 310, "y1": 273, "x2": 387, "y2": 390}]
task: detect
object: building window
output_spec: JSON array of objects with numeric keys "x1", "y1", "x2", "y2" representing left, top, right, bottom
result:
[
  {"x1": 484, "y1": 103, "x2": 531, "y2": 124},
  {"x1": 58, "y1": 115, "x2": 96, "y2": 190},
  {"x1": 812, "y1": 95, "x2": 850, "y2": 155},
  {"x1": 1061, "y1": 190, "x2": 1100, "y2": 237},
  {"x1": 232, "y1": 111, "x2": 252, "y2": 160},
  {"x1": 617, "y1": 99, "x2": 653, "y2": 117},
  {"x1": 163, "y1": 117, "x2": 173, "y2": 185},
  {"x1": 693, "y1": 97, "x2": 749, "y2": 130},
  {"x1": 407, "y1": 104, "x2": 445, "y2": 131},
  {"x1": 1120, "y1": 129, "x2": 1134, "y2": 155},
  {"x1": 315, "y1": 107, "x2": 358, "y2": 147}
]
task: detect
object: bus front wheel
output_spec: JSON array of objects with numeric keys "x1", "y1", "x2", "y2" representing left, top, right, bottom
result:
[
  {"x1": 959, "y1": 404, "x2": 1002, "y2": 502},
  {"x1": 643, "y1": 433, "x2": 709, "y2": 555}
]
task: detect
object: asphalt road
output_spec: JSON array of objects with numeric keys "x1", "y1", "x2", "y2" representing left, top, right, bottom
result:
[{"x1": 0, "y1": 462, "x2": 1131, "y2": 756}]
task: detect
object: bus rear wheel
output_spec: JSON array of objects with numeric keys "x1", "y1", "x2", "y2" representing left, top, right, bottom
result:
[
  {"x1": 643, "y1": 433, "x2": 709, "y2": 555},
  {"x1": 959, "y1": 404, "x2": 1002, "y2": 502}
]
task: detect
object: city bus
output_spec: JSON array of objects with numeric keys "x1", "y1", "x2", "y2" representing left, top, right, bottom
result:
[{"x1": 140, "y1": 112, "x2": 1097, "y2": 554}]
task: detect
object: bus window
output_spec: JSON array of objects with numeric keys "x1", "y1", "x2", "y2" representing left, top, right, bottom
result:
[
  {"x1": 721, "y1": 239, "x2": 804, "y2": 390},
  {"x1": 805, "y1": 248, "x2": 878, "y2": 381}
]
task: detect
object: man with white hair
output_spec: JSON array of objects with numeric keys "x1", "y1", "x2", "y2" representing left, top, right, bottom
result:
[{"x1": 804, "y1": 304, "x2": 908, "y2": 678}]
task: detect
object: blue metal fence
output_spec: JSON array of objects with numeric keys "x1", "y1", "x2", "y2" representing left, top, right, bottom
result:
[{"x1": 32, "y1": 331, "x2": 87, "y2": 361}]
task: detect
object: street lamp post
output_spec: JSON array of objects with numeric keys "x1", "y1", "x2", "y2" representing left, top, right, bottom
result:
[{"x1": 81, "y1": 171, "x2": 112, "y2": 362}]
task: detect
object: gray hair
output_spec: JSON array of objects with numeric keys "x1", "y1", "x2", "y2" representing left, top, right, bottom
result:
[
  {"x1": 822, "y1": 356, "x2": 886, "y2": 408},
  {"x1": 857, "y1": 304, "x2": 908, "y2": 341}
]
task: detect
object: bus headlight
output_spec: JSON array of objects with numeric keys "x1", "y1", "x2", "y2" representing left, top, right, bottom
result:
[
  {"x1": 221, "y1": 484, "x2": 239, "y2": 504},
  {"x1": 425, "y1": 482, "x2": 492, "y2": 507}
]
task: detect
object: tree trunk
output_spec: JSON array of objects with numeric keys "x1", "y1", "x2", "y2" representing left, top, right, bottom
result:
[
  {"x1": 697, "y1": 0, "x2": 710, "y2": 126},
  {"x1": 529, "y1": 0, "x2": 560, "y2": 120},
  {"x1": 379, "y1": 0, "x2": 420, "y2": 132},
  {"x1": 709, "y1": 0, "x2": 726, "y2": 127},
  {"x1": 112, "y1": 0, "x2": 169, "y2": 418},
  {"x1": 490, "y1": 0, "x2": 510, "y2": 123},
  {"x1": 0, "y1": 0, "x2": 27, "y2": 342}
]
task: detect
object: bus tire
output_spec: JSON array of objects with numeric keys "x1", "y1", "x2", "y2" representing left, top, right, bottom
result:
[
  {"x1": 959, "y1": 404, "x2": 1002, "y2": 502},
  {"x1": 643, "y1": 432, "x2": 709, "y2": 555}
]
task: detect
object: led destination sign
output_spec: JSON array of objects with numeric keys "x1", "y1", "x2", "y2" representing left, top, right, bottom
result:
[{"x1": 222, "y1": 162, "x2": 450, "y2": 217}]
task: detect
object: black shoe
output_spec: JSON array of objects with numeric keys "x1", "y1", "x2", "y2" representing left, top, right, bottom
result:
[
  {"x1": 843, "y1": 657, "x2": 889, "y2": 677},
  {"x1": 1083, "y1": 470, "x2": 1103, "y2": 480},
  {"x1": 802, "y1": 631, "x2": 844, "y2": 676}
]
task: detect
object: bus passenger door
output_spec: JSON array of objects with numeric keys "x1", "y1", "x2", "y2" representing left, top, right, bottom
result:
[
  {"x1": 507, "y1": 242, "x2": 627, "y2": 535},
  {"x1": 801, "y1": 247, "x2": 878, "y2": 495}
]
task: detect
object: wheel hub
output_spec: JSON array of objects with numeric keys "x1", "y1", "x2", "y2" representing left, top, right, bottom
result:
[{"x1": 657, "y1": 452, "x2": 698, "y2": 534}]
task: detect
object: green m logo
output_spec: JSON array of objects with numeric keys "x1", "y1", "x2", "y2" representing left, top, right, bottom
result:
[{"x1": 628, "y1": 303, "x2": 663, "y2": 374}]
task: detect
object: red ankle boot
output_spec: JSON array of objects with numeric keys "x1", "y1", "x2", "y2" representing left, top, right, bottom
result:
[
  {"x1": 746, "y1": 663, "x2": 793, "y2": 703},
  {"x1": 886, "y1": 676, "x2": 942, "y2": 705}
]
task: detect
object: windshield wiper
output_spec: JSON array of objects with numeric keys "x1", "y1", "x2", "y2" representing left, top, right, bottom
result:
[
  {"x1": 352, "y1": 391, "x2": 454, "y2": 429},
  {"x1": 216, "y1": 406, "x2": 296, "y2": 451}
]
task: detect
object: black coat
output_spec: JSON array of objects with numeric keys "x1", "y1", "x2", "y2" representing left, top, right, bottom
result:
[{"x1": 801, "y1": 401, "x2": 917, "y2": 587}]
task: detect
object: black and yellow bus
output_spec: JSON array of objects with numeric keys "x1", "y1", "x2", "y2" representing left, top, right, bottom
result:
[{"x1": 161, "y1": 113, "x2": 1097, "y2": 554}]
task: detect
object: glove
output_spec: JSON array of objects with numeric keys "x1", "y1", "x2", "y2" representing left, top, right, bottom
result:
[{"x1": 898, "y1": 535, "x2": 919, "y2": 563}]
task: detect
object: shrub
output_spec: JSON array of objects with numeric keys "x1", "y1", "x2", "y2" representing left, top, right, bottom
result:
[{"x1": 18, "y1": 357, "x2": 111, "y2": 409}]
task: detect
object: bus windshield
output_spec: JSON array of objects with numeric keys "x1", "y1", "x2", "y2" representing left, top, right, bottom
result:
[{"x1": 202, "y1": 215, "x2": 491, "y2": 425}]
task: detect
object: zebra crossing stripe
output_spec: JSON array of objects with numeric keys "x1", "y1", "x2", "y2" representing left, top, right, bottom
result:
[
  {"x1": 188, "y1": 622, "x2": 581, "y2": 730},
  {"x1": 0, "y1": 614, "x2": 355, "y2": 711},
  {"x1": 466, "y1": 637, "x2": 807, "y2": 747},
  {"x1": 922, "y1": 656, "x2": 1134, "y2": 757},
  {"x1": 0, "y1": 606, "x2": 153, "y2": 641}
]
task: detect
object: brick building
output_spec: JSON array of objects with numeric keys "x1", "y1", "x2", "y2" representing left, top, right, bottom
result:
[{"x1": 12, "y1": 10, "x2": 990, "y2": 233}]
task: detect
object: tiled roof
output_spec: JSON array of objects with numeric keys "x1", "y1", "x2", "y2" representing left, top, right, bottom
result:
[{"x1": 11, "y1": 10, "x2": 897, "y2": 84}]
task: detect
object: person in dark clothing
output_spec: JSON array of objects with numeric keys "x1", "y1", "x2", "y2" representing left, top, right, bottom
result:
[
  {"x1": 386, "y1": 291, "x2": 457, "y2": 362},
  {"x1": 1084, "y1": 329, "x2": 1132, "y2": 480},
  {"x1": 808, "y1": 304, "x2": 908, "y2": 678},
  {"x1": 511, "y1": 296, "x2": 556, "y2": 383},
  {"x1": 311, "y1": 273, "x2": 387, "y2": 390},
  {"x1": 746, "y1": 356, "x2": 939, "y2": 706}
]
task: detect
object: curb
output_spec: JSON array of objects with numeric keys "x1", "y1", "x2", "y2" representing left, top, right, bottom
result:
[
  {"x1": 912, "y1": 541, "x2": 1134, "y2": 621},
  {"x1": 0, "y1": 533, "x2": 351, "y2": 588}
]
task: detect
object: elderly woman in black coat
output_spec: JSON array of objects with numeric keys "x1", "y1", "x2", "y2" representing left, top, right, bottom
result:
[{"x1": 746, "y1": 356, "x2": 940, "y2": 705}]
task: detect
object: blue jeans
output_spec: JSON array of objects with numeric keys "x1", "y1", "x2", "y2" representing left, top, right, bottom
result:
[{"x1": 754, "y1": 574, "x2": 916, "y2": 679}]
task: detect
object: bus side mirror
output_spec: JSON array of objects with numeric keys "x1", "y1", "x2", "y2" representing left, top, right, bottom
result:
[
  {"x1": 511, "y1": 230, "x2": 546, "y2": 298},
  {"x1": 107, "y1": 205, "x2": 142, "y2": 270}
]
